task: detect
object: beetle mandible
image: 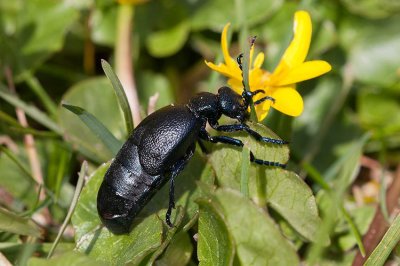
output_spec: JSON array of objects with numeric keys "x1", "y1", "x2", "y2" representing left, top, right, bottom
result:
[{"x1": 97, "y1": 55, "x2": 287, "y2": 234}]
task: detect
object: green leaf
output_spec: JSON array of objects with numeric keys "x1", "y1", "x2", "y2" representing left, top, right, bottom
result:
[
  {"x1": 365, "y1": 214, "x2": 400, "y2": 266},
  {"x1": 1, "y1": 0, "x2": 79, "y2": 76},
  {"x1": 154, "y1": 231, "x2": 193, "y2": 266},
  {"x1": 339, "y1": 15, "x2": 400, "y2": 87},
  {"x1": 0, "y1": 208, "x2": 41, "y2": 237},
  {"x1": 214, "y1": 189, "x2": 299, "y2": 265},
  {"x1": 341, "y1": 0, "x2": 400, "y2": 19},
  {"x1": 197, "y1": 198, "x2": 234, "y2": 266},
  {"x1": 144, "y1": 206, "x2": 186, "y2": 264},
  {"x1": 28, "y1": 251, "x2": 107, "y2": 266},
  {"x1": 59, "y1": 77, "x2": 127, "y2": 163},
  {"x1": 209, "y1": 122, "x2": 321, "y2": 242},
  {"x1": 101, "y1": 59, "x2": 134, "y2": 134},
  {"x1": 190, "y1": 0, "x2": 283, "y2": 30},
  {"x1": 62, "y1": 104, "x2": 122, "y2": 156},
  {"x1": 358, "y1": 91, "x2": 400, "y2": 137},
  {"x1": 136, "y1": 71, "x2": 174, "y2": 111},
  {"x1": 71, "y1": 163, "x2": 163, "y2": 265},
  {"x1": 146, "y1": 21, "x2": 190, "y2": 58},
  {"x1": 0, "y1": 148, "x2": 38, "y2": 208}
]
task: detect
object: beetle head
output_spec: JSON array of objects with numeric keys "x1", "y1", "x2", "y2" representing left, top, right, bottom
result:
[{"x1": 217, "y1": 86, "x2": 249, "y2": 122}]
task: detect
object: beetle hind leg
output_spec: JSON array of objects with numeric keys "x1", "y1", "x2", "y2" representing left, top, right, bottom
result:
[{"x1": 165, "y1": 145, "x2": 195, "y2": 227}]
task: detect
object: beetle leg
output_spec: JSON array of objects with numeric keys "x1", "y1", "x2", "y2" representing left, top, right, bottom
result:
[
  {"x1": 200, "y1": 130, "x2": 286, "y2": 168},
  {"x1": 166, "y1": 176, "x2": 175, "y2": 227},
  {"x1": 197, "y1": 139, "x2": 209, "y2": 154},
  {"x1": 253, "y1": 96, "x2": 275, "y2": 105},
  {"x1": 211, "y1": 123, "x2": 289, "y2": 145},
  {"x1": 165, "y1": 146, "x2": 195, "y2": 227}
]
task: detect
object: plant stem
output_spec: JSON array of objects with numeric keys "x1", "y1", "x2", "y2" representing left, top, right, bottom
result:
[{"x1": 115, "y1": 4, "x2": 141, "y2": 127}]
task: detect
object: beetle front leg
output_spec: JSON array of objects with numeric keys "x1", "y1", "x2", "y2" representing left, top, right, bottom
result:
[{"x1": 211, "y1": 123, "x2": 288, "y2": 145}]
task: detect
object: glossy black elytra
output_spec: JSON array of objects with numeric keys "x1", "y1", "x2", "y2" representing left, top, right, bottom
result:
[{"x1": 97, "y1": 57, "x2": 287, "y2": 234}]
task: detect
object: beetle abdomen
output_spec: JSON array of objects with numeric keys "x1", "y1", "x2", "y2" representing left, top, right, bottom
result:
[
  {"x1": 133, "y1": 105, "x2": 202, "y2": 175},
  {"x1": 97, "y1": 144, "x2": 166, "y2": 234}
]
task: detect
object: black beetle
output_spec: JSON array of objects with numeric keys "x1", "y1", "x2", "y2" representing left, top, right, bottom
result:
[{"x1": 97, "y1": 57, "x2": 287, "y2": 234}]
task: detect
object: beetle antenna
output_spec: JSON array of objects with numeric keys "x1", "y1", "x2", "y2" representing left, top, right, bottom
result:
[{"x1": 237, "y1": 36, "x2": 257, "y2": 105}]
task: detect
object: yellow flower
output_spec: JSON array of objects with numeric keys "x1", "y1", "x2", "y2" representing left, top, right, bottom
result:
[{"x1": 205, "y1": 11, "x2": 332, "y2": 121}]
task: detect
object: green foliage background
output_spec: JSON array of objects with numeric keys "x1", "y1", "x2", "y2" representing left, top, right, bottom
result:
[{"x1": 0, "y1": 0, "x2": 399, "y2": 265}]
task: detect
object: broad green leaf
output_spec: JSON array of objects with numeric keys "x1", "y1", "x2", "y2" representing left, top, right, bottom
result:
[
  {"x1": 214, "y1": 189, "x2": 299, "y2": 265},
  {"x1": 146, "y1": 21, "x2": 190, "y2": 58},
  {"x1": 197, "y1": 198, "x2": 234, "y2": 266},
  {"x1": 365, "y1": 214, "x2": 400, "y2": 266},
  {"x1": 0, "y1": 208, "x2": 41, "y2": 237},
  {"x1": 0, "y1": 0, "x2": 79, "y2": 76},
  {"x1": 101, "y1": 60, "x2": 134, "y2": 134},
  {"x1": 339, "y1": 15, "x2": 400, "y2": 87},
  {"x1": 341, "y1": 0, "x2": 400, "y2": 19},
  {"x1": 154, "y1": 231, "x2": 193, "y2": 266},
  {"x1": 62, "y1": 104, "x2": 122, "y2": 156},
  {"x1": 358, "y1": 91, "x2": 400, "y2": 137},
  {"x1": 145, "y1": 206, "x2": 186, "y2": 264},
  {"x1": 136, "y1": 71, "x2": 174, "y2": 112},
  {"x1": 190, "y1": 0, "x2": 282, "y2": 30},
  {"x1": 28, "y1": 251, "x2": 107, "y2": 266},
  {"x1": 71, "y1": 163, "x2": 163, "y2": 265},
  {"x1": 59, "y1": 77, "x2": 127, "y2": 163},
  {"x1": 209, "y1": 122, "x2": 321, "y2": 241},
  {"x1": 91, "y1": 6, "x2": 118, "y2": 47}
]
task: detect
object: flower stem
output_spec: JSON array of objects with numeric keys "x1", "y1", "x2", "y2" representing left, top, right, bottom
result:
[
  {"x1": 234, "y1": 0, "x2": 257, "y2": 122},
  {"x1": 115, "y1": 4, "x2": 141, "y2": 127}
]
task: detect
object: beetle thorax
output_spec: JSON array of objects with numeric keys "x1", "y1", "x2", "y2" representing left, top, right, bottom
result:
[{"x1": 187, "y1": 92, "x2": 221, "y2": 125}]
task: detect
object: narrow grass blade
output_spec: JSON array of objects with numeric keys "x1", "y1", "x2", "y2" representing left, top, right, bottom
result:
[
  {"x1": 340, "y1": 206, "x2": 365, "y2": 256},
  {"x1": 47, "y1": 161, "x2": 87, "y2": 258},
  {"x1": 62, "y1": 103, "x2": 122, "y2": 156},
  {"x1": 0, "y1": 89, "x2": 62, "y2": 135},
  {"x1": 101, "y1": 59, "x2": 134, "y2": 134},
  {"x1": 364, "y1": 214, "x2": 400, "y2": 266}
]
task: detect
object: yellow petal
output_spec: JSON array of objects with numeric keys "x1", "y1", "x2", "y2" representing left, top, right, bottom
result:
[
  {"x1": 275, "y1": 60, "x2": 332, "y2": 86},
  {"x1": 272, "y1": 87, "x2": 304, "y2": 116},
  {"x1": 221, "y1": 23, "x2": 239, "y2": 71},
  {"x1": 253, "y1": 52, "x2": 265, "y2": 69},
  {"x1": 272, "y1": 11, "x2": 312, "y2": 78},
  {"x1": 227, "y1": 78, "x2": 243, "y2": 94},
  {"x1": 205, "y1": 60, "x2": 241, "y2": 80},
  {"x1": 256, "y1": 101, "x2": 272, "y2": 121}
]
